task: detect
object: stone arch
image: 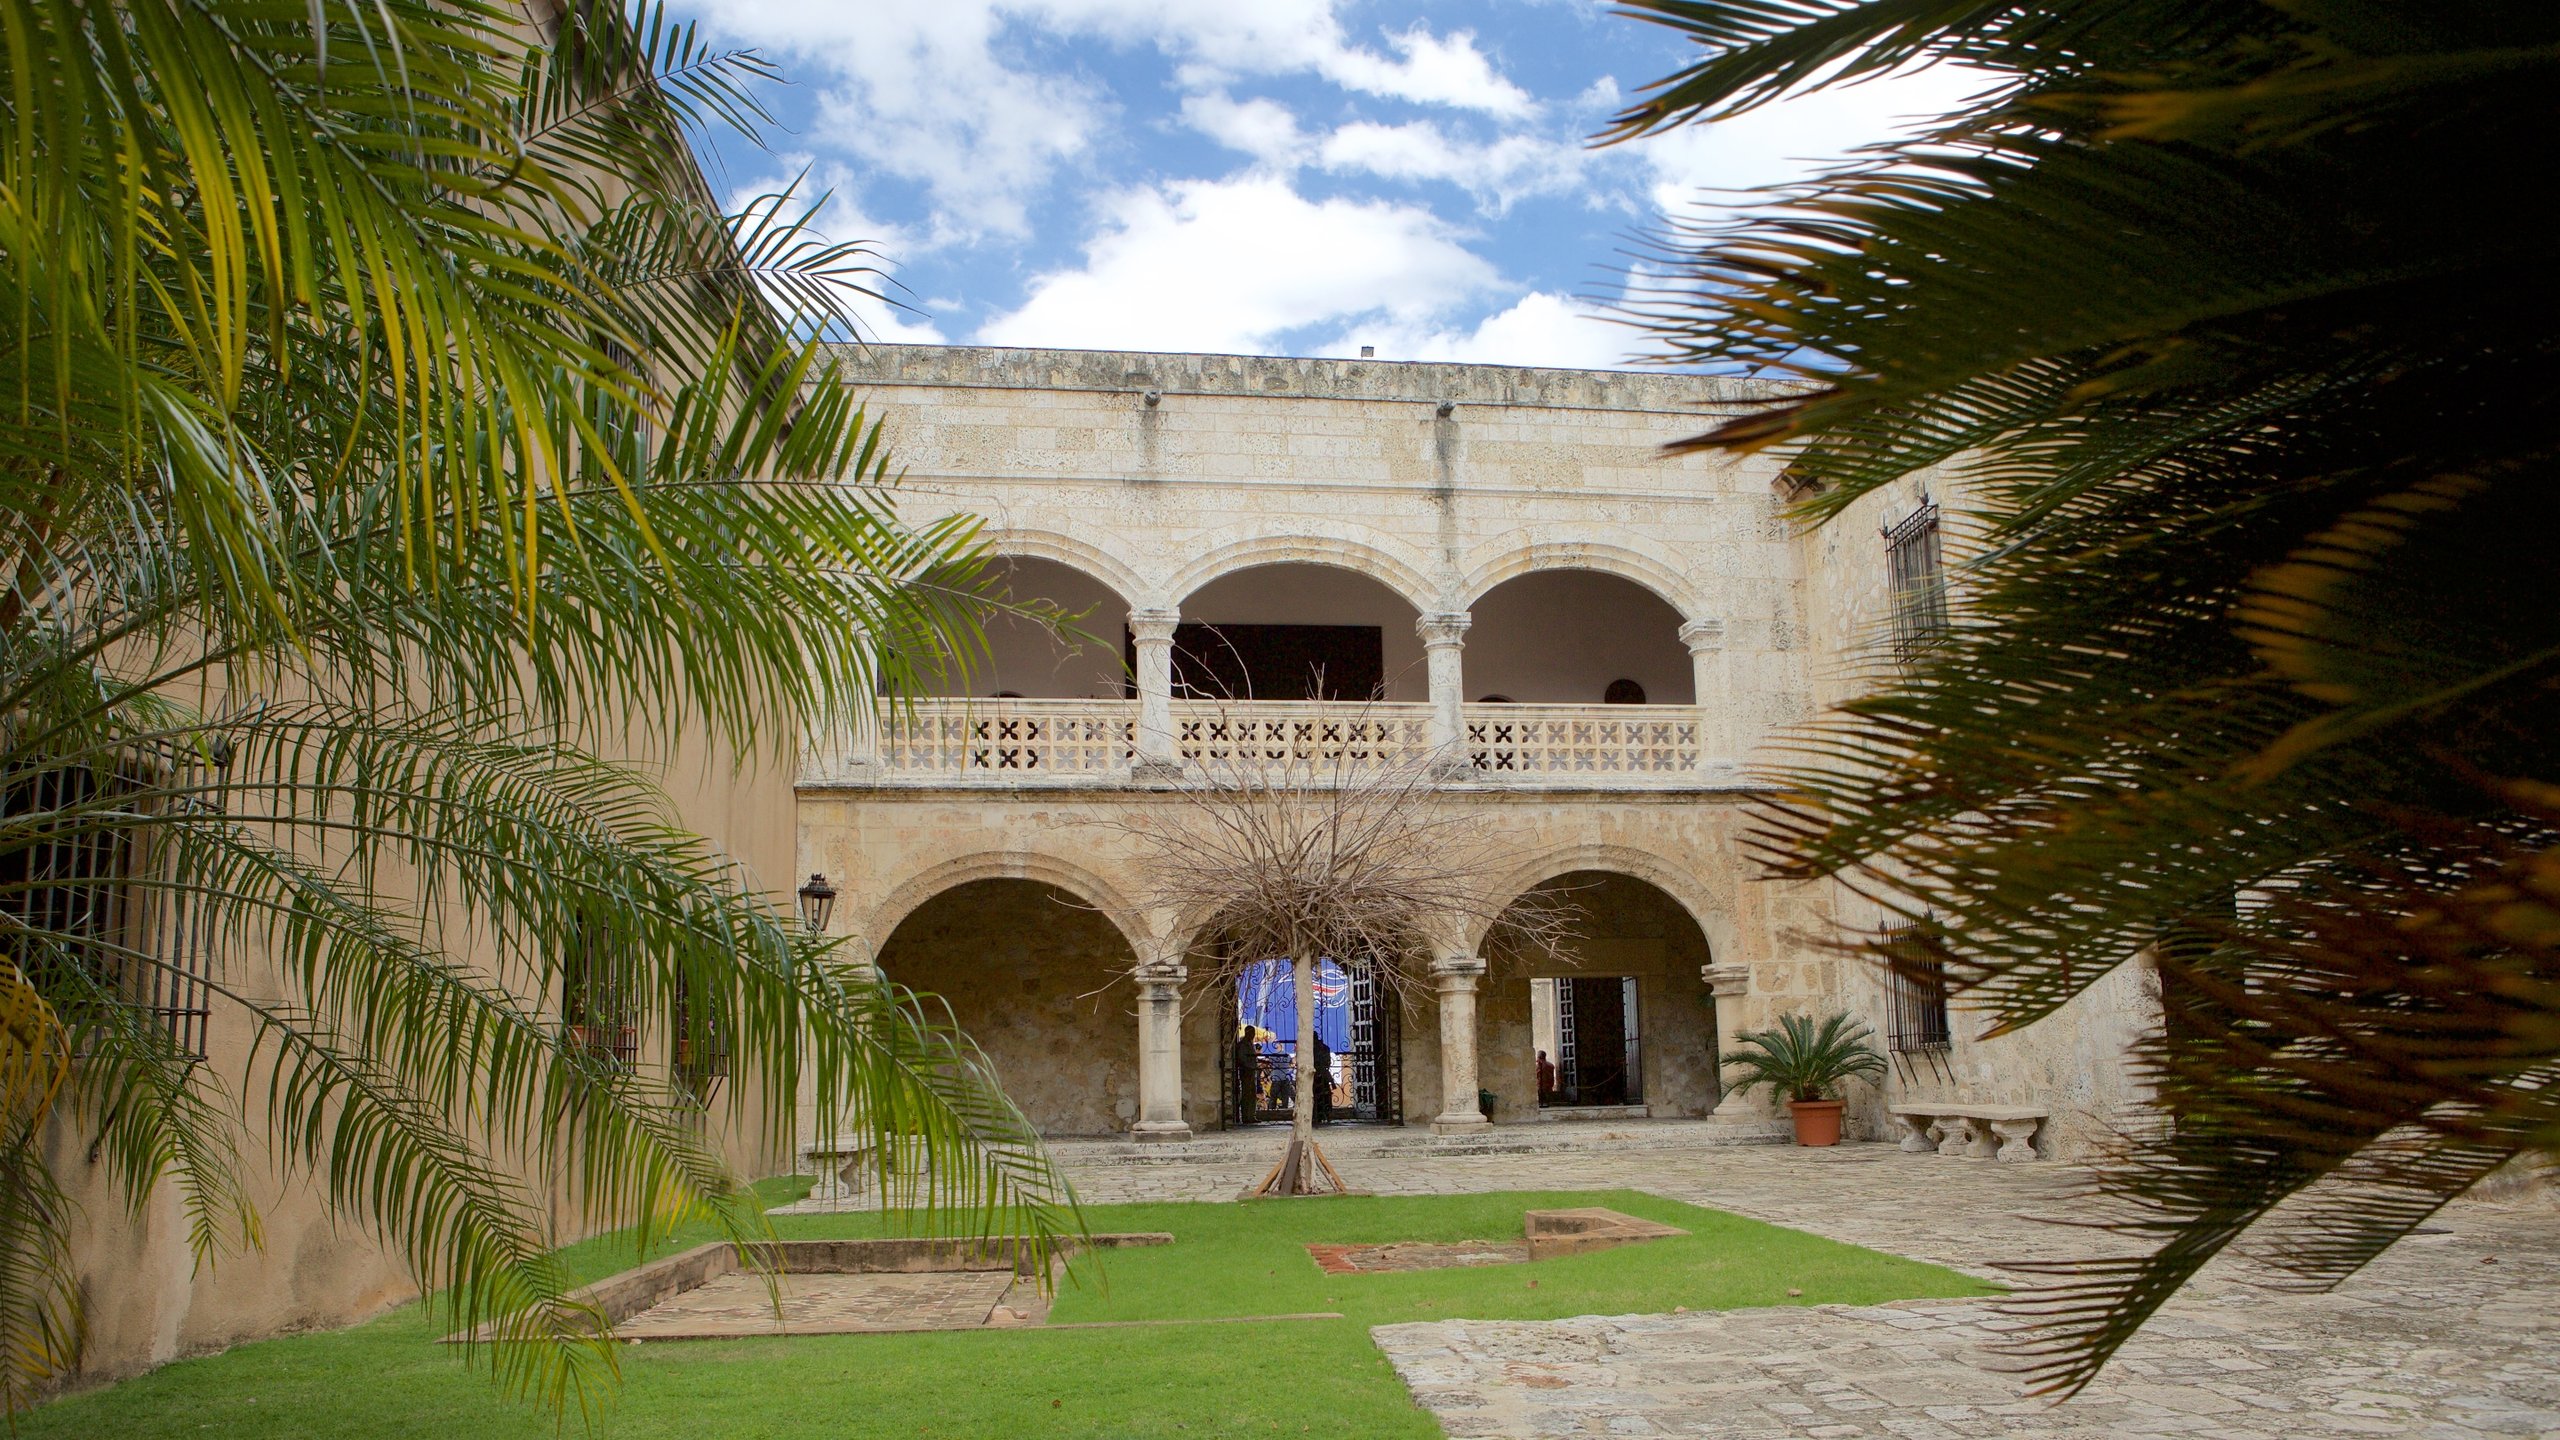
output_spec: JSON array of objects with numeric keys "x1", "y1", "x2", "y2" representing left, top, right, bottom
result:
[
  {"x1": 865, "y1": 850, "x2": 1156, "y2": 958},
  {"x1": 974, "y1": 527, "x2": 1150, "y2": 609},
  {"x1": 1165, "y1": 531, "x2": 1438, "y2": 615},
  {"x1": 1458, "y1": 540, "x2": 1703, "y2": 623},
  {"x1": 1468, "y1": 844, "x2": 1719, "y2": 954}
]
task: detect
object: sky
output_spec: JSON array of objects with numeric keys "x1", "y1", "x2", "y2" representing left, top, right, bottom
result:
[{"x1": 667, "y1": 0, "x2": 1985, "y2": 369}]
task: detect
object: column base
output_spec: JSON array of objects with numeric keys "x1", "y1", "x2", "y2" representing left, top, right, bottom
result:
[
  {"x1": 1430, "y1": 1113, "x2": 1492, "y2": 1136},
  {"x1": 1129, "y1": 1121, "x2": 1194, "y2": 1143}
]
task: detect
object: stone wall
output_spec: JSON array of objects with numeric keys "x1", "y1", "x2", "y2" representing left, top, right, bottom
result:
[{"x1": 876, "y1": 879, "x2": 1141, "y2": 1137}]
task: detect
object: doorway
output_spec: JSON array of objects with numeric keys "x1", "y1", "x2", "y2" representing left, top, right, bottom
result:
[
  {"x1": 1218, "y1": 955, "x2": 1401, "y2": 1128},
  {"x1": 1531, "y1": 976, "x2": 1643, "y2": 1108}
]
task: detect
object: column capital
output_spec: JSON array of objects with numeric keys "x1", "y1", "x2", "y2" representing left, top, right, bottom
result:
[
  {"x1": 1134, "y1": 959, "x2": 1188, "y2": 987},
  {"x1": 1428, "y1": 954, "x2": 1487, "y2": 984},
  {"x1": 1700, "y1": 963, "x2": 1750, "y2": 995},
  {"x1": 1678, "y1": 617, "x2": 1726, "y2": 654},
  {"x1": 1415, "y1": 611, "x2": 1471, "y2": 649},
  {"x1": 1129, "y1": 607, "x2": 1181, "y2": 642}
]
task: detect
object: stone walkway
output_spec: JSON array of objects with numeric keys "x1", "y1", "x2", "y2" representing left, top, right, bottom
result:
[{"x1": 1036, "y1": 1125, "x2": 2560, "y2": 1439}]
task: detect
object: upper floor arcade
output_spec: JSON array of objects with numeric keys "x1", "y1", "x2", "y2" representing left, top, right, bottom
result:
[{"x1": 801, "y1": 345, "x2": 1820, "y2": 792}]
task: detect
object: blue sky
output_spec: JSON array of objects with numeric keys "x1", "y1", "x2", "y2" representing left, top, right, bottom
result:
[{"x1": 669, "y1": 0, "x2": 1982, "y2": 367}]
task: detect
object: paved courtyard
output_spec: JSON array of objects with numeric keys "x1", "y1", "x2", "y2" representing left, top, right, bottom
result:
[
  {"x1": 612, "y1": 1269, "x2": 1026, "y2": 1340},
  {"x1": 1022, "y1": 1124, "x2": 2560, "y2": 1439}
]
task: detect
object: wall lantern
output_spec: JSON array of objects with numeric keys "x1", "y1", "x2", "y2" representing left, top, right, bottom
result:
[{"x1": 797, "y1": 873, "x2": 837, "y2": 935}]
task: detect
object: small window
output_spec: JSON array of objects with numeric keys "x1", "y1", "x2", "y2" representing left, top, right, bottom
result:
[
  {"x1": 562, "y1": 924, "x2": 637, "y2": 1067},
  {"x1": 672, "y1": 972, "x2": 730, "y2": 1103},
  {"x1": 1602, "y1": 679, "x2": 1646, "y2": 705},
  {"x1": 1885, "y1": 500, "x2": 1949, "y2": 665},
  {"x1": 1881, "y1": 923, "x2": 1952, "y2": 1054},
  {"x1": 2, "y1": 758, "x2": 213, "y2": 1059}
]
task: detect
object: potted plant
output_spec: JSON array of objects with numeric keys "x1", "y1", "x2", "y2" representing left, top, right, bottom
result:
[{"x1": 1720, "y1": 1012, "x2": 1888, "y2": 1146}]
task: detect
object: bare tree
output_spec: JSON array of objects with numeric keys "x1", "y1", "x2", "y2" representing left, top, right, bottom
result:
[{"x1": 1114, "y1": 704, "x2": 1573, "y2": 1195}]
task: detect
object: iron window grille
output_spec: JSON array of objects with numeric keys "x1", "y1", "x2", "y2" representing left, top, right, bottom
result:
[
  {"x1": 672, "y1": 972, "x2": 730, "y2": 1103},
  {"x1": 561, "y1": 923, "x2": 638, "y2": 1068},
  {"x1": 3, "y1": 756, "x2": 216, "y2": 1060},
  {"x1": 1885, "y1": 499, "x2": 1949, "y2": 665},
  {"x1": 1881, "y1": 922, "x2": 1954, "y2": 1057}
]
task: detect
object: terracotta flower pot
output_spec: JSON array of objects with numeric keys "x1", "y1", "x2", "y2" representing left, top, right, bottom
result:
[{"x1": 1787, "y1": 1098, "x2": 1845, "y2": 1147}]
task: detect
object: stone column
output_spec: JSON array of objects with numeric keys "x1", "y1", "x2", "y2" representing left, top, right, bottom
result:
[
  {"x1": 1129, "y1": 607, "x2": 1182, "y2": 777},
  {"x1": 1699, "y1": 962, "x2": 1767, "y2": 1122},
  {"x1": 1429, "y1": 954, "x2": 1491, "y2": 1135},
  {"x1": 1416, "y1": 612, "x2": 1471, "y2": 773},
  {"x1": 1130, "y1": 959, "x2": 1192, "y2": 1142},
  {"x1": 1680, "y1": 618, "x2": 1730, "y2": 775}
]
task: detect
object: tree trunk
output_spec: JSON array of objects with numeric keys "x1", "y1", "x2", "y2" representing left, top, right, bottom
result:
[
  {"x1": 1292, "y1": 948, "x2": 1317, "y2": 1157},
  {"x1": 1251, "y1": 943, "x2": 1344, "y2": 1197}
]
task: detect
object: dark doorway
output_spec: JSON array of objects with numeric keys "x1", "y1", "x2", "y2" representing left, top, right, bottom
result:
[
  {"x1": 1533, "y1": 975, "x2": 1642, "y2": 1108},
  {"x1": 1131, "y1": 623, "x2": 1384, "y2": 702},
  {"x1": 1218, "y1": 954, "x2": 1401, "y2": 1128}
]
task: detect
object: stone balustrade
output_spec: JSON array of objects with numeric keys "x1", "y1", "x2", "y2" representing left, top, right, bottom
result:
[{"x1": 804, "y1": 698, "x2": 1725, "y2": 788}]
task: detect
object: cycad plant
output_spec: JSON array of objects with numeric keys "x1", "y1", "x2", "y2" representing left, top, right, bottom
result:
[
  {"x1": 0, "y1": 0, "x2": 1068, "y2": 1418},
  {"x1": 1605, "y1": 0, "x2": 2558, "y2": 1396},
  {"x1": 1719, "y1": 1012, "x2": 1886, "y2": 1105}
]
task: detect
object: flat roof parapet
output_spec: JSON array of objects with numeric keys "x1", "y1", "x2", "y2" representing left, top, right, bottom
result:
[{"x1": 827, "y1": 343, "x2": 1790, "y2": 414}]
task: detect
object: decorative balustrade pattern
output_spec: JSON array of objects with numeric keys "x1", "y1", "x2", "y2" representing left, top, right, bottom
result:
[
  {"x1": 1173, "y1": 700, "x2": 1436, "y2": 772},
  {"x1": 806, "y1": 700, "x2": 1715, "y2": 785},
  {"x1": 1464, "y1": 704, "x2": 1704, "y2": 778},
  {"x1": 879, "y1": 699, "x2": 1134, "y2": 776}
]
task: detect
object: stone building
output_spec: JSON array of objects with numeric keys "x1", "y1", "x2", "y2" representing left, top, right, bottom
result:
[{"x1": 797, "y1": 343, "x2": 2156, "y2": 1157}]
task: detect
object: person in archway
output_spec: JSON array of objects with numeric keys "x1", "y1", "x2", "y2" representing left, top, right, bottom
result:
[
  {"x1": 1231, "y1": 1024, "x2": 1259, "y2": 1124},
  {"x1": 1311, "y1": 1032, "x2": 1335, "y2": 1125},
  {"x1": 1537, "y1": 1048, "x2": 1557, "y2": 1104}
]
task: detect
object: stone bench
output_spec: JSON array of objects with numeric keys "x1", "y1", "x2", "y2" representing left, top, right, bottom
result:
[
  {"x1": 1888, "y1": 1103, "x2": 2048, "y2": 1162},
  {"x1": 802, "y1": 1137, "x2": 880, "y2": 1197}
]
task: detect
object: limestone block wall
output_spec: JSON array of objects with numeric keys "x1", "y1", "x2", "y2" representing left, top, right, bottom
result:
[{"x1": 1793, "y1": 470, "x2": 2162, "y2": 1157}]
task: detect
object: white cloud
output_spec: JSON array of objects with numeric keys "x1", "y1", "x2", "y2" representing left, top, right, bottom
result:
[
  {"x1": 1180, "y1": 93, "x2": 1310, "y2": 168},
  {"x1": 1317, "y1": 121, "x2": 1587, "y2": 212},
  {"x1": 978, "y1": 174, "x2": 1501, "y2": 354},
  {"x1": 1317, "y1": 26, "x2": 1535, "y2": 118},
  {"x1": 679, "y1": 1, "x2": 1539, "y2": 239},
  {"x1": 1331, "y1": 292, "x2": 1647, "y2": 370},
  {"x1": 1629, "y1": 64, "x2": 1994, "y2": 211}
]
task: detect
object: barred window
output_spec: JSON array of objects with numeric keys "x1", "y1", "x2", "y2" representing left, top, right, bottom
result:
[
  {"x1": 2, "y1": 760, "x2": 214, "y2": 1058},
  {"x1": 1885, "y1": 500, "x2": 1948, "y2": 664},
  {"x1": 672, "y1": 972, "x2": 729, "y2": 1103},
  {"x1": 561, "y1": 924, "x2": 637, "y2": 1067},
  {"x1": 1881, "y1": 923, "x2": 1953, "y2": 1055}
]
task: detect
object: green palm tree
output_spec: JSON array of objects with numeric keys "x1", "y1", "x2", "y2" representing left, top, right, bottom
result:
[
  {"x1": 1, "y1": 0, "x2": 1068, "y2": 1417},
  {"x1": 1604, "y1": 0, "x2": 2559, "y2": 1397}
]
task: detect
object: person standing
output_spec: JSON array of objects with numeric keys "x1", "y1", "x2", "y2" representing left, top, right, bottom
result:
[{"x1": 1231, "y1": 1024, "x2": 1260, "y2": 1124}]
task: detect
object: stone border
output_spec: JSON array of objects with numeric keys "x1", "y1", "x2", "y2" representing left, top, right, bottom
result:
[{"x1": 444, "y1": 1233, "x2": 1171, "y2": 1345}]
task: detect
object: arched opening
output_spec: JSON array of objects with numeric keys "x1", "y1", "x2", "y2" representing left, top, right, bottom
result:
[
  {"x1": 1181, "y1": 930, "x2": 1406, "y2": 1132},
  {"x1": 1464, "y1": 570, "x2": 1693, "y2": 705},
  {"x1": 923, "y1": 557, "x2": 1131, "y2": 699},
  {"x1": 1172, "y1": 563, "x2": 1426, "y2": 702},
  {"x1": 873, "y1": 878, "x2": 1138, "y2": 1136},
  {"x1": 1483, "y1": 871, "x2": 1718, "y2": 1120}
]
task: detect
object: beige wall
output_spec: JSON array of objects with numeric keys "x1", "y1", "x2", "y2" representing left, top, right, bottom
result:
[{"x1": 54, "y1": 723, "x2": 802, "y2": 1386}]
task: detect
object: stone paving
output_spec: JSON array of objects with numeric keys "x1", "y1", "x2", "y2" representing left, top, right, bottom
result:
[
  {"x1": 612, "y1": 1269, "x2": 1023, "y2": 1340},
  {"x1": 1031, "y1": 1123, "x2": 2560, "y2": 1439}
]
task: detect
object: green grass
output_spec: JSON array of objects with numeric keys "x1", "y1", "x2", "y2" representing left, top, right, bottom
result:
[{"x1": 26, "y1": 1185, "x2": 1993, "y2": 1439}]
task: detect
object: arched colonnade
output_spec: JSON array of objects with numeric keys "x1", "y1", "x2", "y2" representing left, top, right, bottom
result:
[{"x1": 837, "y1": 846, "x2": 1754, "y2": 1141}]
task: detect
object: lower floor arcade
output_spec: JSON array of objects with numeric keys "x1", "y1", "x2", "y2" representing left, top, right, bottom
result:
[{"x1": 806, "y1": 790, "x2": 1773, "y2": 1144}]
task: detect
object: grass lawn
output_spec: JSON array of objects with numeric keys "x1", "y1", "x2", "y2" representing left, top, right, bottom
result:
[{"x1": 27, "y1": 1183, "x2": 1994, "y2": 1439}]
